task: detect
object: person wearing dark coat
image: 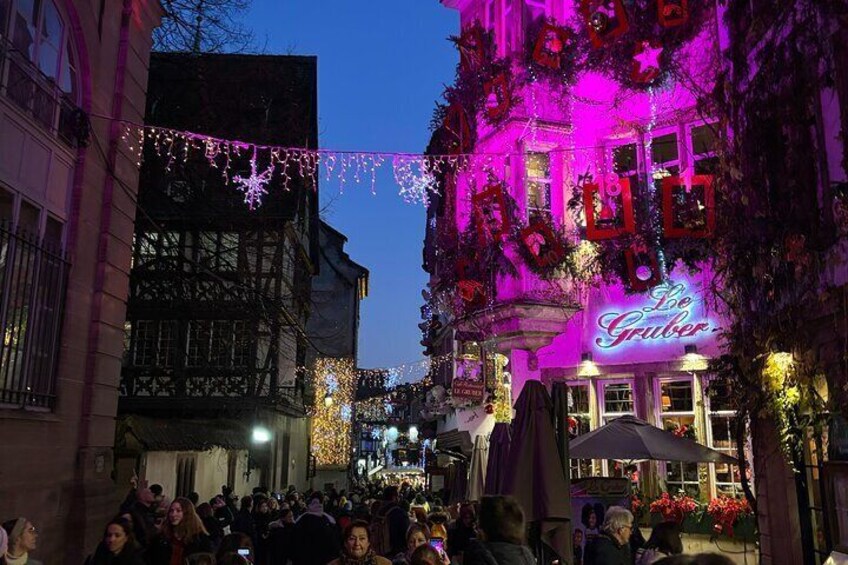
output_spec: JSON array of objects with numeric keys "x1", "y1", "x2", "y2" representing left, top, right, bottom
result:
[
  {"x1": 584, "y1": 506, "x2": 633, "y2": 565},
  {"x1": 86, "y1": 518, "x2": 145, "y2": 565},
  {"x1": 462, "y1": 496, "x2": 534, "y2": 565},
  {"x1": 231, "y1": 496, "x2": 257, "y2": 545},
  {"x1": 267, "y1": 509, "x2": 295, "y2": 565},
  {"x1": 446, "y1": 503, "x2": 477, "y2": 559},
  {"x1": 291, "y1": 497, "x2": 340, "y2": 565},
  {"x1": 145, "y1": 498, "x2": 213, "y2": 565},
  {"x1": 376, "y1": 486, "x2": 410, "y2": 557},
  {"x1": 196, "y1": 503, "x2": 224, "y2": 549}
]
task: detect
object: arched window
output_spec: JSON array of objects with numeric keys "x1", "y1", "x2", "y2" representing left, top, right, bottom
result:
[{"x1": 1, "y1": 0, "x2": 81, "y2": 137}]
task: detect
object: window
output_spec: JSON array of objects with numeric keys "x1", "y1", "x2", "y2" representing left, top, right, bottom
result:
[
  {"x1": 209, "y1": 320, "x2": 233, "y2": 367},
  {"x1": 568, "y1": 383, "x2": 593, "y2": 479},
  {"x1": 158, "y1": 321, "x2": 177, "y2": 368},
  {"x1": 706, "y1": 378, "x2": 744, "y2": 496},
  {"x1": 599, "y1": 380, "x2": 634, "y2": 478},
  {"x1": 175, "y1": 454, "x2": 197, "y2": 498},
  {"x1": 2, "y1": 0, "x2": 80, "y2": 138},
  {"x1": 690, "y1": 123, "x2": 719, "y2": 175},
  {"x1": 650, "y1": 132, "x2": 679, "y2": 180},
  {"x1": 525, "y1": 152, "x2": 551, "y2": 218},
  {"x1": 0, "y1": 188, "x2": 14, "y2": 223},
  {"x1": 186, "y1": 320, "x2": 210, "y2": 367},
  {"x1": 656, "y1": 378, "x2": 700, "y2": 497},
  {"x1": 133, "y1": 320, "x2": 157, "y2": 366}
]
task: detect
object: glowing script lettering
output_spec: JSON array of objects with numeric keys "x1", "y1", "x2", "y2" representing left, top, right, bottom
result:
[{"x1": 595, "y1": 282, "x2": 712, "y2": 349}]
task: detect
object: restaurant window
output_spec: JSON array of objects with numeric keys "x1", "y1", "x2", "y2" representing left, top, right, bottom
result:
[
  {"x1": 657, "y1": 378, "x2": 700, "y2": 497},
  {"x1": 690, "y1": 123, "x2": 719, "y2": 175},
  {"x1": 525, "y1": 151, "x2": 551, "y2": 218},
  {"x1": 568, "y1": 382, "x2": 593, "y2": 479},
  {"x1": 599, "y1": 380, "x2": 634, "y2": 478},
  {"x1": 650, "y1": 132, "x2": 680, "y2": 182},
  {"x1": 706, "y1": 378, "x2": 744, "y2": 496}
]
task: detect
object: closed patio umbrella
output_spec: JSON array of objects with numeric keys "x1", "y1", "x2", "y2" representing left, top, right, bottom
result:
[
  {"x1": 569, "y1": 415, "x2": 738, "y2": 464},
  {"x1": 467, "y1": 434, "x2": 488, "y2": 501},
  {"x1": 484, "y1": 422, "x2": 511, "y2": 495},
  {"x1": 503, "y1": 381, "x2": 572, "y2": 562}
]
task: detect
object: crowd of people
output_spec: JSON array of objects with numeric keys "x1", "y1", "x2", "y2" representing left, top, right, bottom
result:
[{"x1": 1, "y1": 480, "x2": 740, "y2": 565}]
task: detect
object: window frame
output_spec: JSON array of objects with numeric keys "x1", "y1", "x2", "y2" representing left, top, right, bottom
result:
[
  {"x1": 524, "y1": 149, "x2": 553, "y2": 219},
  {"x1": 597, "y1": 378, "x2": 635, "y2": 477},
  {"x1": 704, "y1": 375, "x2": 746, "y2": 497},
  {"x1": 653, "y1": 375, "x2": 701, "y2": 496}
]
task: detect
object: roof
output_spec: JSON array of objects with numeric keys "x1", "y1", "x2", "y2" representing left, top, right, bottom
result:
[{"x1": 124, "y1": 415, "x2": 252, "y2": 452}]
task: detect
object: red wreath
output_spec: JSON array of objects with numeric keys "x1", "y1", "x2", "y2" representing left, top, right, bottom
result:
[
  {"x1": 456, "y1": 257, "x2": 486, "y2": 304},
  {"x1": 583, "y1": 179, "x2": 635, "y2": 240},
  {"x1": 658, "y1": 0, "x2": 689, "y2": 27},
  {"x1": 472, "y1": 182, "x2": 512, "y2": 242},
  {"x1": 661, "y1": 174, "x2": 715, "y2": 238},
  {"x1": 520, "y1": 220, "x2": 566, "y2": 268},
  {"x1": 443, "y1": 102, "x2": 473, "y2": 155},
  {"x1": 483, "y1": 73, "x2": 512, "y2": 121},
  {"x1": 532, "y1": 22, "x2": 572, "y2": 70},
  {"x1": 457, "y1": 24, "x2": 487, "y2": 73},
  {"x1": 625, "y1": 246, "x2": 662, "y2": 291},
  {"x1": 581, "y1": 0, "x2": 629, "y2": 49}
]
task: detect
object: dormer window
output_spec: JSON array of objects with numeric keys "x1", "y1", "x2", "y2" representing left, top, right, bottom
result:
[{"x1": 525, "y1": 151, "x2": 552, "y2": 218}]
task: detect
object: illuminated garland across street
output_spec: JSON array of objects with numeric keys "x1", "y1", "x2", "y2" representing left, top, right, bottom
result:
[{"x1": 120, "y1": 123, "x2": 687, "y2": 208}]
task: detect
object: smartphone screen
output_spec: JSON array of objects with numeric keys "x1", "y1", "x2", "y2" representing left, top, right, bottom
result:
[
  {"x1": 429, "y1": 538, "x2": 445, "y2": 554},
  {"x1": 238, "y1": 548, "x2": 251, "y2": 557}
]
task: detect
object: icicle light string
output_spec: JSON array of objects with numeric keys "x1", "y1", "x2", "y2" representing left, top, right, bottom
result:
[{"x1": 116, "y1": 120, "x2": 686, "y2": 208}]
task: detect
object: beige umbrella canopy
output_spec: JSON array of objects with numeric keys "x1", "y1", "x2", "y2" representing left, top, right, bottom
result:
[{"x1": 467, "y1": 434, "x2": 488, "y2": 502}]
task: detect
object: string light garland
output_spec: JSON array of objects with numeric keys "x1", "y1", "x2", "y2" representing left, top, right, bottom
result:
[
  {"x1": 311, "y1": 358, "x2": 356, "y2": 467},
  {"x1": 118, "y1": 121, "x2": 684, "y2": 209}
]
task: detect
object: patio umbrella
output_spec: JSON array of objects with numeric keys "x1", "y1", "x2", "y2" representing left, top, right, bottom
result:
[
  {"x1": 484, "y1": 422, "x2": 511, "y2": 495},
  {"x1": 467, "y1": 434, "x2": 488, "y2": 501},
  {"x1": 569, "y1": 415, "x2": 738, "y2": 464},
  {"x1": 449, "y1": 459, "x2": 469, "y2": 504},
  {"x1": 503, "y1": 381, "x2": 572, "y2": 561}
]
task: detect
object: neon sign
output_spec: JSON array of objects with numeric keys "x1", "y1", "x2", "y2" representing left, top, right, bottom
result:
[{"x1": 595, "y1": 281, "x2": 713, "y2": 349}]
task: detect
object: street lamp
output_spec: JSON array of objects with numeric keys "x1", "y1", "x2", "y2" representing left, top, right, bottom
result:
[{"x1": 252, "y1": 426, "x2": 272, "y2": 444}]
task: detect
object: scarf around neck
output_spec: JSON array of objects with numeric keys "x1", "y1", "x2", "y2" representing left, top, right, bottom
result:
[
  {"x1": 341, "y1": 549, "x2": 378, "y2": 565},
  {"x1": 5, "y1": 551, "x2": 29, "y2": 565}
]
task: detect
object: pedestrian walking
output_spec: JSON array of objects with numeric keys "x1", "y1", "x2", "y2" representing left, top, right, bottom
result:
[
  {"x1": 1, "y1": 518, "x2": 41, "y2": 565},
  {"x1": 328, "y1": 521, "x2": 392, "y2": 565},
  {"x1": 85, "y1": 517, "x2": 145, "y2": 565},
  {"x1": 584, "y1": 506, "x2": 634, "y2": 565},
  {"x1": 463, "y1": 496, "x2": 534, "y2": 565},
  {"x1": 145, "y1": 498, "x2": 213, "y2": 565}
]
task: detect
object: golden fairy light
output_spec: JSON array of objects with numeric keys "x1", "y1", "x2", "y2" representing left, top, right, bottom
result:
[{"x1": 311, "y1": 357, "x2": 357, "y2": 467}]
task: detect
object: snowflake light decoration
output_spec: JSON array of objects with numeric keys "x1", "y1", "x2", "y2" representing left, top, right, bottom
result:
[{"x1": 233, "y1": 147, "x2": 274, "y2": 209}]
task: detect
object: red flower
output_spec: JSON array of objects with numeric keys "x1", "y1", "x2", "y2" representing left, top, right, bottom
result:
[
  {"x1": 649, "y1": 492, "x2": 698, "y2": 524},
  {"x1": 707, "y1": 496, "x2": 752, "y2": 538}
]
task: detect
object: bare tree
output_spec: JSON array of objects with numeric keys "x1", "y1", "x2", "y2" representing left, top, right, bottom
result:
[{"x1": 154, "y1": 0, "x2": 257, "y2": 53}]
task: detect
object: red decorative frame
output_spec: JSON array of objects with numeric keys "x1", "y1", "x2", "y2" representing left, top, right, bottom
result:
[
  {"x1": 583, "y1": 179, "x2": 635, "y2": 241},
  {"x1": 658, "y1": 0, "x2": 689, "y2": 27},
  {"x1": 520, "y1": 220, "x2": 566, "y2": 268},
  {"x1": 624, "y1": 247, "x2": 662, "y2": 291},
  {"x1": 483, "y1": 73, "x2": 512, "y2": 121},
  {"x1": 456, "y1": 257, "x2": 486, "y2": 304},
  {"x1": 580, "y1": 0, "x2": 629, "y2": 49},
  {"x1": 532, "y1": 23, "x2": 572, "y2": 70},
  {"x1": 661, "y1": 175, "x2": 715, "y2": 238},
  {"x1": 472, "y1": 182, "x2": 512, "y2": 242},
  {"x1": 443, "y1": 102, "x2": 472, "y2": 155}
]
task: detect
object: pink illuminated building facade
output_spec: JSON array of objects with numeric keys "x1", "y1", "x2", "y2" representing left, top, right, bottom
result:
[{"x1": 424, "y1": 0, "x2": 733, "y2": 496}]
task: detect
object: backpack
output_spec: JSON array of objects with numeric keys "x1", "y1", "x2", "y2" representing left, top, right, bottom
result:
[{"x1": 370, "y1": 504, "x2": 403, "y2": 557}]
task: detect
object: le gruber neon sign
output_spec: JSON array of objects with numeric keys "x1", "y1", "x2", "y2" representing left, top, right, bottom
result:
[{"x1": 595, "y1": 281, "x2": 713, "y2": 349}]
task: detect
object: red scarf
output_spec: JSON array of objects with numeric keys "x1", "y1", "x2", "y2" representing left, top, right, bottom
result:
[{"x1": 169, "y1": 537, "x2": 185, "y2": 565}]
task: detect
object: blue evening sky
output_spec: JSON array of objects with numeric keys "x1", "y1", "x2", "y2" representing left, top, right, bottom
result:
[{"x1": 246, "y1": 1, "x2": 458, "y2": 369}]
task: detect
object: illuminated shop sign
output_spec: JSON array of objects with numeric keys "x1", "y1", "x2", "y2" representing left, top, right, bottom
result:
[{"x1": 595, "y1": 281, "x2": 713, "y2": 349}]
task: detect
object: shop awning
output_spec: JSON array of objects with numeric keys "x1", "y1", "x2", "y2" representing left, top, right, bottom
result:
[
  {"x1": 436, "y1": 429, "x2": 473, "y2": 458},
  {"x1": 124, "y1": 415, "x2": 251, "y2": 452}
]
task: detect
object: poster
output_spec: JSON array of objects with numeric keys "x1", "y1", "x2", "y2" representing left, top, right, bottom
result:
[{"x1": 570, "y1": 478, "x2": 631, "y2": 565}]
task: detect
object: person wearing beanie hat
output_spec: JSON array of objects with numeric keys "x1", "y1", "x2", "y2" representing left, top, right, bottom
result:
[
  {"x1": 291, "y1": 495, "x2": 340, "y2": 565},
  {"x1": 1, "y1": 518, "x2": 41, "y2": 565}
]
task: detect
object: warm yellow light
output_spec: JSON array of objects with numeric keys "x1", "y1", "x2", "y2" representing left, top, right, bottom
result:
[
  {"x1": 763, "y1": 351, "x2": 794, "y2": 392},
  {"x1": 578, "y1": 360, "x2": 601, "y2": 377},
  {"x1": 311, "y1": 358, "x2": 356, "y2": 467}
]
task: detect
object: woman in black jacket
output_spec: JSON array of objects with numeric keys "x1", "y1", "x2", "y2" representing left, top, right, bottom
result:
[
  {"x1": 85, "y1": 517, "x2": 145, "y2": 565},
  {"x1": 145, "y1": 498, "x2": 213, "y2": 565}
]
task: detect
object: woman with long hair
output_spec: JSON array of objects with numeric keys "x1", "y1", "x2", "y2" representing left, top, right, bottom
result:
[
  {"x1": 635, "y1": 521, "x2": 684, "y2": 565},
  {"x1": 85, "y1": 517, "x2": 144, "y2": 565},
  {"x1": 145, "y1": 498, "x2": 213, "y2": 565},
  {"x1": 328, "y1": 521, "x2": 392, "y2": 565},
  {"x1": 392, "y1": 524, "x2": 432, "y2": 565}
]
